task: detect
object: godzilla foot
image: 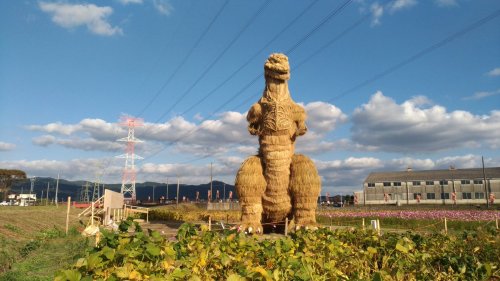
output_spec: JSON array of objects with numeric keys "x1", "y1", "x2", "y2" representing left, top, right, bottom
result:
[
  {"x1": 238, "y1": 222, "x2": 263, "y2": 235},
  {"x1": 290, "y1": 218, "x2": 318, "y2": 232}
]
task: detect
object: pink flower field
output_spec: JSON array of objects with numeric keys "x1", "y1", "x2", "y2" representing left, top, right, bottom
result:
[{"x1": 319, "y1": 210, "x2": 499, "y2": 221}]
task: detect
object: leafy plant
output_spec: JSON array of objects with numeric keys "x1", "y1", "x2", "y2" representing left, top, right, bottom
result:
[{"x1": 56, "y1": 220, "x2": 499, "y2": 280}]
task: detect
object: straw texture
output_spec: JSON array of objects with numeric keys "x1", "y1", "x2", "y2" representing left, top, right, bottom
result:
[
  {"x1": 235, "y1": 53, "x2": 322, "y2": 233},
  {"x1": 290, "y1": 154, "x2": 321, "y2": 226}
]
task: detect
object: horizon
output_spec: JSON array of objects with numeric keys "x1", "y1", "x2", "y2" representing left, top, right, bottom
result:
[{"x1": 1, "y1": 0, "x2": 499, "y2": 194}]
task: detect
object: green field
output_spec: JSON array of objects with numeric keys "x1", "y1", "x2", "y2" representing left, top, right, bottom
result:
[
  {"x1": 1, "y1": 204, "x2": 499, "y2": 280},
  {"x1": 0, "y1": 206, "x2": 89, "y2": 281}
]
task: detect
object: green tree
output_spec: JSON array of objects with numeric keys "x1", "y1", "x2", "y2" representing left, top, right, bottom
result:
[{"x1": 0, "y1": 169, "x2": 27, "y2": 201}]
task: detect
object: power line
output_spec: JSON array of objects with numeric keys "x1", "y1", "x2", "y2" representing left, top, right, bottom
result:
[
  {"x1": 136, "y1": 0, "x2": 230, "y2": 117},
  {"x1": 232, "y1": 12, "x2": 371, "y2": 112},
  {"x1": 140, "y1": 0, "x2": 356, "y2": 162},
  {"x1": 149, "y1": 6, "x2": 500, "y2": 165},
  {"x1": 179, "y1": 0, "x2": 321, "y2": 116},
  {"x1": 132, "y1": 0, "x2": 196, "y2": 102},
  {"x1": 285, "y1": 0, "x2": 353, "y2": 55},
  {"x1": 327, "y1": 7, "x2": 500, "y2": 103},
  {"x1": 151, "y1": 0, "x2": 273, "y2": 125}
]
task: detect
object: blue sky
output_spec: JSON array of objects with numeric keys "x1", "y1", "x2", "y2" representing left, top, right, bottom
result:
[{"x1": 1, "y1": 0, "x2": 499, "y2": 194}]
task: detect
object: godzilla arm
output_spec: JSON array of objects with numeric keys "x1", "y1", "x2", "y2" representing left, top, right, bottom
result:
[
  {"x1": 247, "y1": 102, "x2": 262, "y2": 135},
  {"x1": 293, "y1": 103, "x2": 307, "y2": 137}
]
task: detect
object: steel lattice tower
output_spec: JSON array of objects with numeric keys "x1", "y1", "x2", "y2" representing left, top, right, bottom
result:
[{"x1": 117, "y1": 117, "x2": 143, "y2": 203}]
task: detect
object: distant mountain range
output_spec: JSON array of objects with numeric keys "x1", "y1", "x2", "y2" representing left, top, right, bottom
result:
[{"x1": 11, "y1": 178, "x2": 236, "y2": 202}]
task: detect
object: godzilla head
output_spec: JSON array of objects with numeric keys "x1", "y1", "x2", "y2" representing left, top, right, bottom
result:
[{"x1": 264, "y1": 53, "x2": 290, "y2": 81}]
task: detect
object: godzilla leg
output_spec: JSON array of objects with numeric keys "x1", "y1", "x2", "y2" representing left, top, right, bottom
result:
[
  {"x1": 260, "y1": 135, "x2": 293, "y2": 225},
  {"x1": 290, "y1": 154, "x2": 321, "y2": 227},
  {"x1": 235, "y1": 156, "x2": 266, "y2": 233}
]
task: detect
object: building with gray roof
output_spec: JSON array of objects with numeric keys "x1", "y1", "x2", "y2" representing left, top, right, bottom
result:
[{"x1": 358, "y1": 167, "x2": 499, "y2": 205}]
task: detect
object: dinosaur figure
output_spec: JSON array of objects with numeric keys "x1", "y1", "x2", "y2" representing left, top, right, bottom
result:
[{"x1": 235, "y1": 53, "x2": 321, "y2": 234}]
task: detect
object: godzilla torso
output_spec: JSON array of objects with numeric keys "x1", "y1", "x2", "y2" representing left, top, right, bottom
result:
[{"x1": 261, "y1": 100, "x2": 294, "y2": 135}]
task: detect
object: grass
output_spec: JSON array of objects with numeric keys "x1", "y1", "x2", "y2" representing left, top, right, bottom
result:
[{"x1": 0, "y1": 206, "x2": 90, "y2": 281}]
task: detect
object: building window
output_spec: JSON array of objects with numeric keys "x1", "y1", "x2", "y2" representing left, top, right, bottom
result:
[
  {"x1": 439, "y1": 180, "x2": 448, "y2": 185},
  {"x1": 412, "y1": 181, "x2": 421, "y2": 186},
  {"x1": 473, "y1": 180, "x2": 483, "y2": 185},
  {"x1": 475, "y1": 192, "x2": 485, "y2": 199},
  {"x1": 462, "y1": 192, "x2": 472, "y2": 199},
  {"x1": 413, "y1": 193, "x2": 421, "y2": 199},
  {"x1": 461, "y1": 180, "x2": 470, "y2": 185},
  {"x1": 393, "y1": 182, "x2": 401, "y2": 186},
  {"x1": 367, "y1": 183, "x2": 375, "y2": 187},
  {"x1": 441, "y1": 193, "x2": 450, "y2": 199},
  {"x1": 383, "y1": 182, "x2": 391, "y2": 187},
  {"x1": 426, "y1": 181, "x2": 434, "y2": 186},
  {"x1": 426, "y1": 193, "x2": 436, "y2": 199}
]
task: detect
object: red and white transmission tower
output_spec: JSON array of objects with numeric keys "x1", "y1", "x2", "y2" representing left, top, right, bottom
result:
[{"x1": 116, "y1": 116, "x2": 143, "y2": 202}]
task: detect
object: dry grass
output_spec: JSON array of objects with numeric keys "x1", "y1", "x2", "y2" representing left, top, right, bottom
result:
[{"x1": 0, "y1": 205, "x2": 80, "y2": 242}]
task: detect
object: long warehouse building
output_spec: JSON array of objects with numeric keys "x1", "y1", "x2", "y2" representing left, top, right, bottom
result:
[{"x1": 359, "y1": 167, "x2": 499, "y2": 205}]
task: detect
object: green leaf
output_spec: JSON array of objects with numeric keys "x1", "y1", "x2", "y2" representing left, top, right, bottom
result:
[
  {"x1": 146, "y1": 244, "x2": 161, "y2": 256},
  {"x1": 60, "y1": 269, "x2": 82, "y2": 281},
  {"x1": 372, "y1": 272, "x2": 383, "y2": 281},
  {"x1": 101, "y1": 246, "x2": 115, "y2": 260},
  {"x1": 395, "y1": 243, "x2": 408, "y2": 254},
  {"x1": 87, "y1": 253, "x2": 103, "y2": 270},
  {"x1": 227, "y1": 273, "x2": 245, "y2": 281}
]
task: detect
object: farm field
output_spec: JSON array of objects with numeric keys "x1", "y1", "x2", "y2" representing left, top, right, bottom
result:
[
  {"x1": 58, "y1": 218, "x2": 499, "y2": 280},
  {"x1": 1, "y1": 204, "x2": 499, "y2": 280},
  {"x1": 0, "y1": 206, "x2": 88, "y2": 281}
]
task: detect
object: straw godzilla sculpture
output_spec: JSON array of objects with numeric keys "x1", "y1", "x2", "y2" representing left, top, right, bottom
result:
[{"x1": 235, "y1": 53, "x2": 321, "y2": 234}]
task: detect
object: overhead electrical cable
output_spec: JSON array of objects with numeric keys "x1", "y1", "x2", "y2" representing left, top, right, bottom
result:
[
  {"x1": 136, "y1": 0, "x2": 230, "y2": 118},
  {"x1": 140, "y1": 0, "x2": 355, "y2": 162},
  {"x1": 163, "y1": 6, "x2": 500, "y2": 165},
  {"x1": 132, "y1": 0, "x2": 196, "y2": 103},
  {"x1": 327, "y1": 7, "x2": 500, "y2": 103},
  {"x1": 179, "y1": 0, "x2": 321, "y2": 116},
  {"x1": 150, "y1": 0, "x2": 274, "y2": 126}
]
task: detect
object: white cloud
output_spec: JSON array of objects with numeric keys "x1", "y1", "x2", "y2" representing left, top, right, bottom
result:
[
  {"x1": 351, "y1": 91, "x2": 500, "y2": 152},
  {"x1": 389, "y1": 0, "x2": 417, "y2": 13},
  {"x1": 0, "y1": 158, "x2": 122, "y2": 182},
  {"x1": 153, "y1": 0, "x2": 173, "y2": 15},
  {"x1": 39, "y1": 2, "x2": 122, "y2": 36},
  {"x1": 435, "y1": 0, "x2": 458, "y2": 7},
  {"x1": 302, "y1": 101, "x2": 347, "y2": 133},
  {"x1": 25, "y1": 101, "x2": 345, "y2": 157},
  {"x1": 486, "y1": 67, "x2": 500, "y2": 77},
  {"x1": 118, "y1": 0, "x2": 143, "y2": 5},
  {"x1": 370, "y1": 2, "x2": 384, "y2": 26},
  {"x1": 462, "y1": 89, "x2": 500, "y2": 101},
  {"x1": 27, "y1": 122, "x2": 80, "y2": 135},
  {"x1": 0, "y1": 141, "x2": 16, "y2": 151},
  {"x1": 32, "y1": 135, "x2": 56, "y2": 147}
]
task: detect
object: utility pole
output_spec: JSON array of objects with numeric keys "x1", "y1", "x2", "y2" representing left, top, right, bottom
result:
[
  {"x1": 167, "y1": 180, "x2": 170, "y2": 200},
  {"x1": 210, "y1": 162, "x2": 213, "y2": 202},
  {"x1": 55, "y1": 174, "x2": 59, "y2": 207},
  {"x1": 223, "y1": 183, "x2": 226, "y2": 202},
  {"x1": 46, "y1": 182, "x2": 50, "y2": 205},
  {"x1": 482, "y1": 156, "x2": 489, "y2": 208},
  {"x1": 152, "y1": 185, "x2": 155, "y2": 202},
  {"x1": 176, "y1": 176, "x2": 180, "y2": 207}
]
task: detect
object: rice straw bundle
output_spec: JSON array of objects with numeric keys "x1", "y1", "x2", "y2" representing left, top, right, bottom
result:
[
  {"x1": 235, "y1": 156, "x2": 266, "y2": 226},
  {"x1": 290, "y1": 154, "x2": 321, "y2": 225}
]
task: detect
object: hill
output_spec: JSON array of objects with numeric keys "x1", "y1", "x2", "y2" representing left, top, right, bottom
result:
[{"x1": 10, "y1": 178, "x2": 236, "y2": 202}]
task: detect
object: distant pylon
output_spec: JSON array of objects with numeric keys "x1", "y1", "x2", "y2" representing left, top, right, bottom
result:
[
  {"x1": 29, "y1": 177, "x2": 36, "y2": 194},
  {"x1": 92, "y1": 164, "x2": 103, "y2": 202},
  {"x1": 116, "y1": 116, "x2": 144, "y2": 203}
]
